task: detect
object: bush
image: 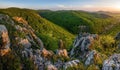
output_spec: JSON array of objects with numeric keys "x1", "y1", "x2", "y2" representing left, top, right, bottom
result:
[
  {"x1": 100, "y1": 35, "x2": 115, "y2": 49},
  {"x1": 87, "y1": 64, "x2": 100, "y2": 70},
  {"x1": 0, "y1": 52, "x2": 21, "y2": 70}
]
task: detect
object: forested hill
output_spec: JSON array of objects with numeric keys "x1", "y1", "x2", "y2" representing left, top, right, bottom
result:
[
  {"x1": 0, "y1": 8, "x2": 120, "y2": 51},
  {"x1": 39, "y1": 10, "x2": 120, "y2": 35},
  {"x1": 0, "y1": 8, "x2": 75, "y2": 50}
]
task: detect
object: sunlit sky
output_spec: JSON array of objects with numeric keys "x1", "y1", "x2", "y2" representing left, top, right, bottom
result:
[{"x1": 0, "y1": 0, "x2": 120, "y2": 12}]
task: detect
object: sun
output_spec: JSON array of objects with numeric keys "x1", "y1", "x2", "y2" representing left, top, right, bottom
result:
[{"x1": 115, "y1": 4, "x2": 120, "y2": 9}]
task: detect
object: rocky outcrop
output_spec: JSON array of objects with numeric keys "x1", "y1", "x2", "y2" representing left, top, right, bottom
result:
[
  {"x1": 0, "y1": 25, "x2": 10, "y2": 56},
  {"x1": 70, "y1": 33, "x2": 100, "y2": 66},
  {"x1": 13, "y1": 16, "x2": 44, "y2": 50},
  {"x1": 102, "y1": 54, "x2": 120, "y2": 70},
  {"x1": 13, "y1": 17, "x2": 28, "y2": 24},
  {"x1": 0, "y1": 14, "x2": 57, "y2": 70},
  {"x1": 70, "y1": 33, "x2": 98, "y2": 57}
]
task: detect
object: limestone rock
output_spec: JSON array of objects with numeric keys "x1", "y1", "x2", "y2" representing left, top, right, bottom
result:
[
  {"x1": 41, "y1": 48, "x2": 53, "y2": 59},
  {"x1": 46, "y1": 64, "x2": 58, "y2": 70},
  {"x1": 45, "y1": 61, "x2": 57, "y2": 70},
  {"x1": 56, "y1": 49, "x2": 68, "y2": 57},
  {"x1": 0, "y1": 48, "x2": 10, "y2": 56},
  {"x1": 63, "y1": 59, "x2": 80, "y2": 70},
  {"x1": 0, "y1": 25, "x2": 10, "y2": 56},
  {"x1": 54, "y1": 60, "x2": 63, "y2": 69},
  {"x1": 70, "y1": 33, "x2": 98, "y2": 57},
  {"x1": 69, "y1": 33, "x2": 100, "y2": 66},
  {"x1": 85, "y1": 50, "x2": 96, "y2": 65},
  {"x1": 13, "y1": 16, "x2": 44, "y2": 50},
  {"x1": 13, "y1": 17, "x2": 28, "y2": 24},
  {"x1": 19, "y1": 38, "x2": 31, "y2": 48},
  {"x1": 102, "y1": 54, "x2": 120, "y2": 70}
]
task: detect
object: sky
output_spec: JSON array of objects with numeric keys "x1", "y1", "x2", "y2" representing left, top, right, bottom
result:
[{"x1": 0, "y1": 0, "x2": 120, "y2": 12}]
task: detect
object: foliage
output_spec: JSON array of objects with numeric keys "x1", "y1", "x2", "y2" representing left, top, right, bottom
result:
[
  {"x1": 93, "y1": 35, "x2": 117, "y2": 56},
  {"x1": 100, "y1": 35, "x2": 115, "y2": 48},
  {"x1": 21, "y1": 58, "x2": 37, "y2": 70},
  {"x1": 39, "y1": 10, "x2": 118, "y2": 34},
  {"x1": 0, "y1": 52, "x2": 21, "y2": 70}
]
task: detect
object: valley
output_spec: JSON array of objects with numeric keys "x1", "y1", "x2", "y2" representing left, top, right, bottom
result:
[{"x1": 0, "y1": 8, "x2": 120, "y2": 70}]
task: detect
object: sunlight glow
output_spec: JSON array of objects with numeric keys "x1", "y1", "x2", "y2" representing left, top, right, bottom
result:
[
  {"x1": 113, "y1": 4, "x2": 120, "y2": 12},
  {"x1": 115, "y1": 5, "x2": 120, "y2": 9}
]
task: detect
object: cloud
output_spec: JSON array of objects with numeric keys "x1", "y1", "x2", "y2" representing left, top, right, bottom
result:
[
  {"x1": 57, "y1": 4, "x2": 66, "y2": 8},
  {"x1": 82, "y1": 5, "x2": 93, "y2": 8}
]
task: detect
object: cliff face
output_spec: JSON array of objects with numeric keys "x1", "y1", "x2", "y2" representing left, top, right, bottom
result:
[{"x1": 0, "y1": 25, "x2": 10, "y2": 56}]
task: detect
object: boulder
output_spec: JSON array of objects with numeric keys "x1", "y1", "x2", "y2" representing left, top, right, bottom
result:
[
  {"x1": 47, "y1": 64, "x2": 58, "y2": 70},
  {"x1": 0, "y1": 25, "x2": 10, "y2": 56},
  {"x1": 41, "y1": 48, "x2": 53, "y2": 59},
  {"x1": 63, "y1": 59, "x2": 80, "y2": 70},
  {"x1": 56, "y1": 49, "x2": 68, "y2": 57},
  {"x1": 19, "y1": 38, "x2": 31, "y2": 48},
  {"x1": 45, "y1": 61, "x2": 58, "y2": 70},
  {"x1": 85, "y1": 50, "x2": 96, "y2": 65},
  {"x1": 102, "y1": 54, "x2": 120, "y2": 70}
]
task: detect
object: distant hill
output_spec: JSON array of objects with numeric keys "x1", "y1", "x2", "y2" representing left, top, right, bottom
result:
[{"x1": 39, "y1": 10, "x2": 119, "y2": 34}]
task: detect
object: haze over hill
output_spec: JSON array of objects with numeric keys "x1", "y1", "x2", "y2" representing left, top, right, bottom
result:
[{"x1": 1, "y1": 0, "x2": 120, "y2": 12}]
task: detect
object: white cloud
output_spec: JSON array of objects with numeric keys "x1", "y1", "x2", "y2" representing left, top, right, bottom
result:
[
  {"x1": 57, "y1": 4, "x2": 66, "y2": 8},
  {"x1": 82, "y1": 5, "x2": 93, "y2": 8}
]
